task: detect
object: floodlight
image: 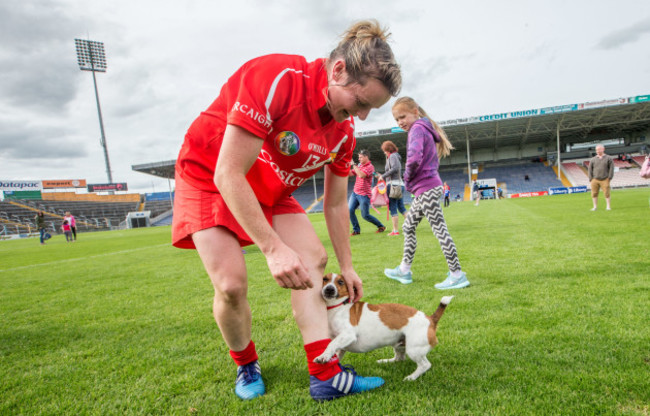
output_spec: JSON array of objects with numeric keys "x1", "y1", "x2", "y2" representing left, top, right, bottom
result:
[{"x1": 74, "y1": 38, "x2": 113, "y2": 183}]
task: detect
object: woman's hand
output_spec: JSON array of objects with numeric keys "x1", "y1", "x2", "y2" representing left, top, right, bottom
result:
[
  {"x1": 340, "y1": 268, "x2": 363, "y2": 303},
  {"x1": 265, "y1": 242, "x2": 313, "y2": 290}
]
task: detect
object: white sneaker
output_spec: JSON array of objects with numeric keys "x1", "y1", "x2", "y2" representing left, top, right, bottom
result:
[{"x1": 590, "y1": 207, "x2": 597, "y2": 211}]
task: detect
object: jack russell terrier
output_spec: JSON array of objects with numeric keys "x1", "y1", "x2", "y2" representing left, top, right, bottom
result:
[{"x1": 315, "y1": 273, "x2": 453, "y2": 380}]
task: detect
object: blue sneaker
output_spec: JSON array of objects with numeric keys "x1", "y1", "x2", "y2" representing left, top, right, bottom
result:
[
  {"x1": 384, "y1": 266, "x2": 413, "y2": 284},
  {"x1": 310, "y1": 365, "x2": 384, "y2": 401},
  {"x1": 435, "y1": 271, "x2": 470, "y2": 290},
  {"x1": 235, "y1": 361, "x2": 265, "y2": 400}
]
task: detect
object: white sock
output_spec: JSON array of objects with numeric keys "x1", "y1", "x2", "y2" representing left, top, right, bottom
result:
[
  {"x1": 399, "y1": 263, "x2": 411, "y2": 274},
  {"x1": 450, "y1": 270, "x2": 463, "y2": 278}
]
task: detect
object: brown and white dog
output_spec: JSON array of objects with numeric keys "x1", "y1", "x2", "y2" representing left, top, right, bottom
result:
[{"x1": 315, "y1": 273, "x2": 453, "y2": 381}]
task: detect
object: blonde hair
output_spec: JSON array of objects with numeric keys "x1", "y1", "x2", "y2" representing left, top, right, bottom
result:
[
  {"x1": 329, "y1": 20, "x2": 402, "y2": 96},
  {"x1": 393, "y1": 97, "x2": 454, "y2": 158}
]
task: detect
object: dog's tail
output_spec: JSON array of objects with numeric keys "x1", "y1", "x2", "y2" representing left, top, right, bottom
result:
[{"x1": 430, "y1": 296, "x2": 453, "y2": 326}]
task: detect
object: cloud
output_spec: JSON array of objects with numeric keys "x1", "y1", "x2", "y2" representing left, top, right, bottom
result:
[
  {"x1": 596, "y1": 17, "x2": 650, "y2": 50},
  {"x1": 0, "y1": 118, "x2": 87, "y2": 160},
  {"x1": 0, "y1": 1, "x2": 87, "y2": 113}
]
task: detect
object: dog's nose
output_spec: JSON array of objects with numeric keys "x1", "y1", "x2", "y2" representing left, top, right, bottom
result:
[{"x1": 323, "y1": 285, "x2": 336, "y2": 298}]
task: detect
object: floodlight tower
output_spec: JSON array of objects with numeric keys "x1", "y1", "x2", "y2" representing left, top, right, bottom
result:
[{"x1": 74, "y1": 38, "x2": 113, "y2": 183}]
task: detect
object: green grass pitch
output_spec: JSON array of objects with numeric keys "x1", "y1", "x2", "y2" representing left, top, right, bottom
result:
[{"x1": 1, "y1": 189, "x2": 648, "y2": 415}]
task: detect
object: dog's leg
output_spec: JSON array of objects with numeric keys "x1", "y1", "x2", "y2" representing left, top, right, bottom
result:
[
  {"x1": 314, "y1": 330, "x2": 357, "y2": 363},
  {"x1": 336, "y1": 349, "x2": 346, "y2": 362},
  {"x1": 377, "y1": 342, "x2": 406, "y2": 364},
  {"x1": 404, "y1": 355, "x2": 432, "y2": 381}
]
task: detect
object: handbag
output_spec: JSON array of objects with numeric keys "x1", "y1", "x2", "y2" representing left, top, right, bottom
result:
[
  {"x1": 640, "y1": 156, "x2": 650, "y2": 179},
  {"x1": 386, "y1": 154, "x2": 403, "y2": 199},
  {"x1": 389, "y1": 183, "x2": 402, "y2": 199}
]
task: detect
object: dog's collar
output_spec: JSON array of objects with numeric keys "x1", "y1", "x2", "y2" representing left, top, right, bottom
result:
[{"x1": 326, "y1": 299, "x2": 349, "y2": 310}]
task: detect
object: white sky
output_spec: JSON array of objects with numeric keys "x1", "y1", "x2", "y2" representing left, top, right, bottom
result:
[{"x1": 1, "y1": 0, "x2": 649, "y2": 193}]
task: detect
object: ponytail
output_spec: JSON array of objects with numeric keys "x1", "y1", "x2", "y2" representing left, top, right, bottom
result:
[{"x1": 329, "y1": 20, "x2": 402, "y2": 96}]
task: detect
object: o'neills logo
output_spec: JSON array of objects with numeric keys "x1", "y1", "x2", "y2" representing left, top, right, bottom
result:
[
  {"x1": 231, "y1": 102, "x2": 272, "y2": 129},
  {"x1": 258, "y1": 149, "x2": 307, "y2": 187}
]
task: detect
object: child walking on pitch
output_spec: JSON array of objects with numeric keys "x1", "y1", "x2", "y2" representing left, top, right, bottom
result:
[{"x1": 384, "y1": 97, "x2": 470, "y2": 290}]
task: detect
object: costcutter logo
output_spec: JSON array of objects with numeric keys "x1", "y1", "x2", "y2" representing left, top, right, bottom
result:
[
  {"x1": 274, "y1": 131, "x2": 300, "y2": 156},
  {"x1": 258, "y1": 149, "x2": 307, "y2": 187}
]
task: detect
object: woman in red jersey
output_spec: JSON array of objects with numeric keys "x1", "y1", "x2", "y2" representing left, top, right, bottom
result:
[{"x1": 172, "y1": 20, "x2": 401, "y2": 401}]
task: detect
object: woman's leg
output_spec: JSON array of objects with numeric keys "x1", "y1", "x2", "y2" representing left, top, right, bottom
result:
[
  {"x1": 391, "y1": 215, "x2": 399, "y2": 233},
  {"x1": 272, "y1": 213, "x2": 329, "y2": 344},
  {"x1": 388, "y1": 196, "x2": 399, "y2": 233},
  {"x1": 192, "y1": 226, "x2": 251, "y2": 351},
  {"x1": 398, "y1": 189, "x2": 407, "y2": 216}
]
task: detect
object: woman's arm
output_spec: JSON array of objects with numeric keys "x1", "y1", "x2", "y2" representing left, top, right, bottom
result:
[
  {"x1": 323, "y1": 166, "x2": 363, "y2": 303},
  {"x1": 215, "y1": 124, "x2": 312, "y2": 290},
  {"x1": 381, "y1": 153, "x2": 398, "y2": 179}
]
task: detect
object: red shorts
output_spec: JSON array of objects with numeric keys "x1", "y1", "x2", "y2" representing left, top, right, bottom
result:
[{"x1": 172, "y1": 173, "x2": 305, "y2": 249}]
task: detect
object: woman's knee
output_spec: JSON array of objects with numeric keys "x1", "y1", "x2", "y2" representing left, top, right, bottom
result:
[
  {"x1": 212, "y1": 274, "x2": 248, "y2": 305},
  {"x1": 304, "y1": 247, "x2": 328, "y2": 274}
]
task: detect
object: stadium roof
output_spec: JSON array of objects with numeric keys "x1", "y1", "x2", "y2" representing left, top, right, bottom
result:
[{"x1": 133, "y1": 94, "x2": 650, "y2": 180}]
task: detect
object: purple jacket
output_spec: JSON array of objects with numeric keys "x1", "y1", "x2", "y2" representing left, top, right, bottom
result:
[{"x1": 403, "y1": 118, "x2": 442, "y2": 196}]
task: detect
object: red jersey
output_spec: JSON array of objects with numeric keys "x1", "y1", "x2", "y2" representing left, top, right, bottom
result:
[{"x1": 176, "y1": 54, "x2": 356, "y2": 207}]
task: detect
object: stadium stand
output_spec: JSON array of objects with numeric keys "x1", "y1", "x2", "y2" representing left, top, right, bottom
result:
[
  {"x1": 632, "y1": 155, "x2": 647, "y2": 166},
  {"x1": 439, "y1": 167, "x2": 470, "y2": 200},
  {"x1": 144, "y1": 200, "x2": 173, "y2": 218},
  {"x1": 0, "y1": 197, "x2": 140, "y2": 236},
  {"x1": 479, "y1": 160, "x2": 564, "y2": 194},
  {"x1": 561, "y1": 162, "x2": 591, "y2": 187}
]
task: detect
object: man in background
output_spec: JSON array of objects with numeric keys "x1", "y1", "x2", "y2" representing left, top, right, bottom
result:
[
  {"x1": 588, "y1": 144, "x2": 614, "y2": 211},
  {"x1": 349, "y1": 149, "x2": 386, "y2": 235}
]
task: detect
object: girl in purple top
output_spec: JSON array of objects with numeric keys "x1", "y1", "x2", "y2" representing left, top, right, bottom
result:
[{"x1": 384, "y1": 97, "x2": 470, "y2": 290}]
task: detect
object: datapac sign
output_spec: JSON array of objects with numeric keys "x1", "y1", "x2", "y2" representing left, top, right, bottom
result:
[
  {"x1": 87, "y1": 183, "x2": 128, "y2": 192},
  {"x1": 0, "y1": 180, "x2": 42, "y2": 191}
]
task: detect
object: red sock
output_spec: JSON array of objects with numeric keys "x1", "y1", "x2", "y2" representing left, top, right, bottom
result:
[
  {"x1": 229, "y1": 340, "x2": 258, "y2": 366},
  {"x1": 304, "y1": 339, "x2": 341, "y2": 381}
]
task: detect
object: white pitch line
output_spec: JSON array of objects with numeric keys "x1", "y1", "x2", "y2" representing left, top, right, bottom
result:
[{"x1": 0, "y1": 243, "x2": 171, "y2": 273}]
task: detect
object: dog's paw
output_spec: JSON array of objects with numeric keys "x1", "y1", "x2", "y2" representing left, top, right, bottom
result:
[{"x1": 313, "y1": 352, "x2": 333, "y2": 364}]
